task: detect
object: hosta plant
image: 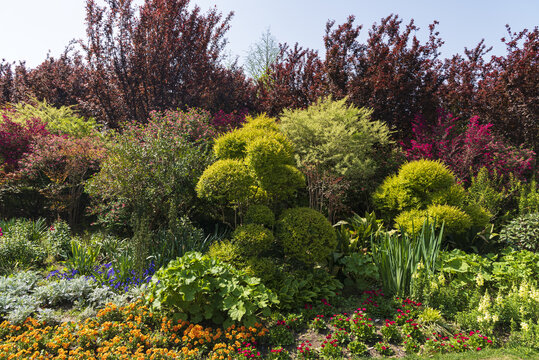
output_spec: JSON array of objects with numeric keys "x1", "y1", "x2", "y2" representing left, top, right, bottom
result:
[{"x1": 499, "y1": 213, "x2": 539, "y2": 252}]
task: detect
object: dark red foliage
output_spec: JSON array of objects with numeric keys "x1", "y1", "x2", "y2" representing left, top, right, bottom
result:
[
  {"x1": 210, "y1": 108, "x2": 248, "y2": 132},
  {"x1": 82, "y1": 0, "x2": 254, "y2": 126},
  {"x1": 258, "y1": 15, "x2": 444, "y2": 137},
  {"x1": 439, "y1": 26, "x2": 538, "y2": 154},
  {"x1": 255, "y1": 43, "x2": 326, "y2": 116},
  {"x1": 323, "y1": 16, "x2": 364, "y2": 99},
  {"x1": 478, "y1": 27, "x2": 538, "y2": 153},
  {"x1": 25, "y1": 49, "x2": 91, "y2": 111},
  {"x1": 343, "y1": 15, "x2": 444, "y2": 138},
  {"x1": 0, "y1": 61, "x2": 31, "y2": 105},
  {"x1": 0, "y1": 113, "x2": 49, "y2": 173}
]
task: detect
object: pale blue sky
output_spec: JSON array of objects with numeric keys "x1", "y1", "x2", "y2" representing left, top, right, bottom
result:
[{"x1": 1, "y1": 0, "x2": 537, "y2": 68}]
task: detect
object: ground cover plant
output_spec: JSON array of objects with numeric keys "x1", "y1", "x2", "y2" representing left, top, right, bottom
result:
[{"x1": 1, "y1": 0, "x2": 538, "y2": 358}]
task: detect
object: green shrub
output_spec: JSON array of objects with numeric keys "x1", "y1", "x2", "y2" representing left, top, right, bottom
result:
[
  {"x1": 462, "y1": 203, "x2": 492, "y2": 228},
  {"x1": 0, "y1": 219, "x2": 47, "y2": 275},
  {"x1": 243, "y1": 114, "x2": 280, "y2": 132},
  {"x1": 279, "y1": 97, "x2": 392, "y2": 191},
  {"x1": 231, "y1": 224, "x2": 274, "y2": 257},
  {"x1": 1, "y1": 99, "x2": 99, "y2": 138},
  {"x1": 374, "y1": 159, "x2": 458, "y2": 215},
  {"x1": 244, "y1": 257, "x2": 280, "y2": 285},
  {"x1": 245, "y1": 135, "x2": 295, "y2": 172},
  {"x1": 146, "y1": 252, "x2": 278, "y2": 327},
  {"x1": 86, "y1": 108, "x2": 214, "y2": 236},
  {"x1": 196, "y1": 159, "x2": 255, "y2": 206},
  {"x1": 520, "y1": 179, "x2": 539, "y2": 215},
  {"x1": 197, "y1": 114, "x2": 304, "y2": 221},
  {"x1": 244, "y1": 205, "x2": 275, "y2": 228},
  {"x1": 500, "y1": 213, "x2": 539, "y2": 252},
  {"x1": 468, "y1": 167, "x2": 506, "y2": 215},
  {"x1": 213, "y1": 128, "x2": 251, "y2": 160},
  {"x1": 207, "y1": 239, "x2": 245, "y2": 268},
  {"x1": 276, "y1": 207, "x2": 337, "y2": 266},
  {"x1": 396, "y1": 204, "x2": 472, "y2": 236}
]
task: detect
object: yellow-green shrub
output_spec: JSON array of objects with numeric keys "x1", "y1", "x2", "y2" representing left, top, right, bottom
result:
[
  {"x1": 197, "y1": 114, "x2": 304, "y2": 217},
  {"x1": 231, "y1": 224, "x2": 274, "y2": 257},
  {"x1": 1, "y1": 99, "x2": 99, "y2": 138},
  {"x1": 196, "y1": 159, "x2": 255, "y2": 205},
  {"x1": 244, "y1": 204, "x2": 275, "y2": 228},
  {"x1": 276, "y1": 207, "x2": 337, "y2": 266},
  {"x1": 208, "y1": 239, "x2": 245, "y2": 268},
  {"x1": 462, "y1": 204, "x2": 492, "y2": 228},
  {"x1": 243, "y1": 113, "x2": 280, "y2": 132},
  {"x1": 374, "y1": 159, "x2": 459, "y2": 214},
  {"x1": 396, "y1": 204, "x2": 472, "y2": 236}
]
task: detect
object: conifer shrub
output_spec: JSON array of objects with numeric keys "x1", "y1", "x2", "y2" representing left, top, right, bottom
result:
[
  {"x1": 196, "y1": 114, "x2": 304, "y2": 222},
  {"x1": 374, "y1": 159, "x2": 458, "y2": 214},
  {"x1": 195, "y1": 159, "x2": 255, "y2": 206},
  {"x1": 231, "y1": 224, "x2": 274, "y2": 257},
  {"x1": 244, "y1": 205, "x2": 275, "y2": 228},
  {"x1": 395, "y1": 204, "x2": 472, "y2": 236},
  {"x1": 207, "y1": 240, "x2": 245, "y2": 269},
  {"x1": 276, "y1": 207, "x2": 337, "y2": 266}
]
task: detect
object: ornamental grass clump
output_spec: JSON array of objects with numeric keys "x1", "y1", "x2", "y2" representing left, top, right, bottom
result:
[{"x1": 371, "y1": 220, "x2": 444, "y2": 296}]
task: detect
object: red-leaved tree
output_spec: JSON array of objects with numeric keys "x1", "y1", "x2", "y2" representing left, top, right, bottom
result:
[
  {"x1": 255, "y1": 43, "x2": 326, "y2": 116},
  {"x1": 439, "y1": 26, "x2": 538, "y2": 154},
  {"x1": 82, "y1": 0, "x2": 254, "y2": 126}
]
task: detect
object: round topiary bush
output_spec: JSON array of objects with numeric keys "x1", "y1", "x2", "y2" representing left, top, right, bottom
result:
[
  {"x1": 374, "y1": 159, "x2": 460, "y2": 215},
  {"x1": 276, "y1": 207, "x2": 337, "y2": 266},
  {"x1": 500, "y1": 213, "x2": 539, "y2": 252},
  {"x1": 231, "y1": 224, "x2": 274, "y2": 257},
  {"x1": 244, "y1": 257, "x2": 280, "y2": 284},
  {"x1": 395, "y1": 204, "x2": 472, "y2": 236},
  {"x1": 195, "y1": 159, "x2": 255, "y2": 205},
  {"x1": 244, "y1": 205, "x2": 275, "y2": 228}
]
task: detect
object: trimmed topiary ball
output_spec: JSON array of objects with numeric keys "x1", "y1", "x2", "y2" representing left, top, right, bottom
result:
[
  {"x1": 395, "y1": 204, "x2": 472, "y2": 236},
  {"x1": 231, "y1": 223, "x2": 275, "y2": 257},
  {"x1": 373, "y1": 159, "x2": 459, "y2": 215},
  {"x1": 244, "y1": 257, "x2": 280, "y2": 284},
  {"x1": 276, "y1": 207, "x2": 337, "y2": 266},
  {"x1": 500, "y1": 213, "x2": 539, "y2": 252},
  {"x1": 195, "y1": 159, "x2": 255, "y2": 205},
  {"x1": 244, "y1": 205, "x2": 275, "y2": 228}
]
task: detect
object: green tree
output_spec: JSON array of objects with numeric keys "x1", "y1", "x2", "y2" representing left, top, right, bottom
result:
[{"x1": 244, "y1": 28, "x2": 280, "y2": 81}]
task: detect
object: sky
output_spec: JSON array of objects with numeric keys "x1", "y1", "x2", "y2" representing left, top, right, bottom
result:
[{"x1": 0, "y1": 0, "x2": 537, "y2": 68}]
